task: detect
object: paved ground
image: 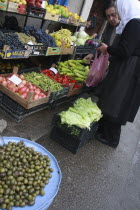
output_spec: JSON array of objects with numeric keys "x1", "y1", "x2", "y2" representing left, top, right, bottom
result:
[{"x1": 0, "y1": 99, "x2": 140, "y2": 210}]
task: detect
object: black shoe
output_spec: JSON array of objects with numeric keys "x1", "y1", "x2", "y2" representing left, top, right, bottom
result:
[{"x1": 95, "y1": 132, "x2": 118, "y2": 148}]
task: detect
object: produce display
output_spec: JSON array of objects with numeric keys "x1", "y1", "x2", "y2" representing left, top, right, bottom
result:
[
  {"x1": 50, "y1": 28, "x2": 72, "y2": 48},
  {"x1": 71, "y1": 31, "x2": 91, "y2": 46},
  {"x1": 44, "y1": 3, "x2": 68, "y2": 18},
  {"x1": 43, "y1": 3, "x2": 85, "y2": 22},
  {"x1": 60, "y1": 98, "x2": 102, "y2": 129},
  {"x1": 0, "y1": 140, "x2": 53, "y2": 210},
  {"x1": 56, "y1": 60, "x2": 89, "y2": 82},
  {"x1": 23, "y1": 26, "x2": 56, "y2": 47},
  {"x1": 0, "y1": 74, "x2": 47, "y2": 100},
  {"x1": 28, "y1": 0, "x2": 42, "y2": 8},
  {"x1": 85, "y1": 39, "x2": 101, "y2": 48},
  {"x1": 41, "y1": 69, "x2": 82, "y2": 89},
  {"x1": 23, "y1": 72, "x2": 63, "y2": 92},
  {"x1": 9, "y1": 0, "x2": 27, "y2": 4},
  {"x1": 15, "y1": 33, "x2": 40, "y2": 45},
  {"x1": 0, "y1": 32, "x2": 25, "y2": 50}
]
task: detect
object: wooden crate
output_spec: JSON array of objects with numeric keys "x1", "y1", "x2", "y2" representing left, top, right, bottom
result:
[
  {"x1": 44, "y1": 13, "x2": 59, "y2": 21},
  {"x1": 0, "y1": 70, "x2": 50, "y2": 109}
]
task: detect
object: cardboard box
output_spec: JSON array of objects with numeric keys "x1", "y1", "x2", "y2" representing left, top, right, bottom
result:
[
  {"x1": 7, "y1": 2, "x2": 19, "y2": 12},
  {"x1": 0, "y1": 1, "x2": 8, "y2": 11},
  {"x1": 46, "y1": 47, "x2": 61, "y2": 56},
  {"x1": 60, "y1": 47, "x2": 74, "y2": 55},
  {"x1": 44, "y1": 13, "x2": 59, "y2": 21},
  {"x1": 0, "y1": 70, "x2": 50, "y2": 109},
  {"x1": 1, "y1": 45, "x2": 30, "y2": 59}
]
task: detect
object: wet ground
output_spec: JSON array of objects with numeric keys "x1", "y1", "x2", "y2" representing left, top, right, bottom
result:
[{"x1": 1, "y1": 98, "x2": 140, "y2": 210}]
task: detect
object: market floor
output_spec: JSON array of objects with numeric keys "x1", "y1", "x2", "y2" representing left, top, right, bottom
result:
[{"x1": 1, "y1": 105, "x2": 140, "y2": 210}]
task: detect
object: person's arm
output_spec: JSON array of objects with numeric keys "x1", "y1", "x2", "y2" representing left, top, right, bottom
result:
[{"x1": 107, "y1": 19, "x2": 140, "y2": 58}]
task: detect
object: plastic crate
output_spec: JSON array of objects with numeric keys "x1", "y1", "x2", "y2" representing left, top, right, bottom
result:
[
  {"x1": 0, "y1": 91, "x2": 49, "y2": 122},
  {"x1": 74, "y1": 45, "x2": 95, "y2": 54},
  {"x1": 26, "y1": 5, "x2": 46, "y2": 18},
  {"x1": 27, "y1": 44, "x2": 48, "y2": 56},
  {"x1": 50, "y1": 114, "x2": 98, "y2": 154},
  {"x1": 49, "y1": 86, "x2": 70, "y2": 103}
]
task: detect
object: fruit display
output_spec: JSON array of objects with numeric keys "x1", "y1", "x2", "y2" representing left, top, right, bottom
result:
[
  {"x1": 0, "y1": 74, "x2": 47, "y2": 100},
  {"x1": 0, "y1": 32, "x2": 25, "y2": 50},
  {"x1": 71, "y1": 31, "x2": 91, "y2": 46},
  {"x1": 23, "y1": 72, "x2": 63, "y2": 92},
  {"x1": 44, "y1": 4, "x2": 68, "y2": 17},
  {"x1": 28, "y1": 0, "x2": 43, "y2": 8},
  {"x1": 56, "y1": 60, "x2": 89, "y2": 82},
  {"x1": 9, "y1": 0, "x2": 27, "y2": 5},
  {"x1": 23, "y1": 26, "x2": 56, "y2": 47},
  {"x1": 50, "y1": 29, "x2": 72, "y2": 48},
  {"x1": 0, "y1": 140, "x2": 53, "y2": 210},
  {"x1": 15, "y1": 33, "x2": 39, "y2": 45},
  {"x1": 43, "y1": 3, "x2": 85, "y2": 22},
  {"x1": 41, "y1": 69, "x2": 82, "y2": 89}
]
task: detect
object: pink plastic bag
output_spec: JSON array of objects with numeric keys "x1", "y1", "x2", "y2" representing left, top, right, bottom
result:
[{"x1": 86, "y1": 51, "x2": 109, "y2": 87}]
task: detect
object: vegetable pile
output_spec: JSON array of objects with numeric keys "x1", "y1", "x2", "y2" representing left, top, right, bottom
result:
[
  {"x1": 41, "y1": 70, "x2": 82, "y2": 89},
  {"x1": 60, "y1": 98, "x2": 102, "y2": 129},
  {"x1": 0, "y1": 74, "x2": 47, "y2": 100},
  {"x1": 23, "y1": 72, "x2": 63, "y2": 92},
  {"x1": 71, "y1": 31, "x2": 91, "y2": 46},
  {"x1": 0, "y1": 141, "x2": 53, "y2": 210},
  {"x1": 57, "y1": 60, "x2": 89, "y2": 82}
]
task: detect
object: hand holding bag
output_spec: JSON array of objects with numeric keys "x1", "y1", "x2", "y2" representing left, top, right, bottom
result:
[{"x1": 86, "y1": 51, "x2": 109, "y2": 87}]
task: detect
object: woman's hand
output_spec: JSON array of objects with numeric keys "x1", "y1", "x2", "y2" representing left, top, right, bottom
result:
[
  {"x1": 83, "y1": 53, "x2": 94, "y2": 64},
  {"x1": 97, "y1": 43, "x2": 108, "y2": 54}
]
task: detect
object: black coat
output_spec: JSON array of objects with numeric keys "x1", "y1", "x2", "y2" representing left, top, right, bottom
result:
[{"x1": 98, "y1": 19, "x2": 140, "y2": 125}]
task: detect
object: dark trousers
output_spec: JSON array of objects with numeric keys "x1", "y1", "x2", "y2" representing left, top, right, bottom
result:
[{"x1": 98, "y1": 116, "x2": 122, "y2": 145}]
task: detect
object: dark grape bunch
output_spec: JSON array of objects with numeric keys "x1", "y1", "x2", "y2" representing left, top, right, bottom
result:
[
  {"x1": 23, "y1": 26, "x2": 57, "y2": 47},
  {"x1": 0, "y1": 32, "x2": 25, "y2": 50}
]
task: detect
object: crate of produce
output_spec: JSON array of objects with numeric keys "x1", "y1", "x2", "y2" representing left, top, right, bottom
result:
[
  {"x1": 46, "y1": 47, "x2": 61, "y2": 56},
  {"x1": 23, "y1": 71, "x2": 68, "y2": 103},
  {"x1": 44, "y1": 12, "x2": 59, "y2": 21},
  {"x1": 0, "y1": 1, "x2": 8, "y2": 11},
  {"x1": 1, "y1": 45, "x2": 30, "y2": 59},
  {"x1": 0, "y1": 71, "x2": 50, "y2": 109},
  {"x1": 51, "y1": 114, "x2": 98, "y2": 154},
  {"x1": 26, "y1": 5, "x2": 46, "y2": 18},
  {"x1": 74, "y1": 45, "x2": 95, "y2": 54},
  {"x1": 0, "y1": 91, "x2": 49, "y2": 122},
  {"x1": 27, "y1": 44, "x2": 48, "y2": 56}
]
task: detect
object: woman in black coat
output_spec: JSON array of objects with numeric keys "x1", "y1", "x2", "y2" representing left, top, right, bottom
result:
[{"x1": 96, "y1": 0, "x2": 140, "y2": 148}]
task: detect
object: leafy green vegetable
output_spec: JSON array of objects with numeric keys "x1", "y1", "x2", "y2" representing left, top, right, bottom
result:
[{"x1": 59, "y1": 98, "x2": 102, "y2": 129}]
